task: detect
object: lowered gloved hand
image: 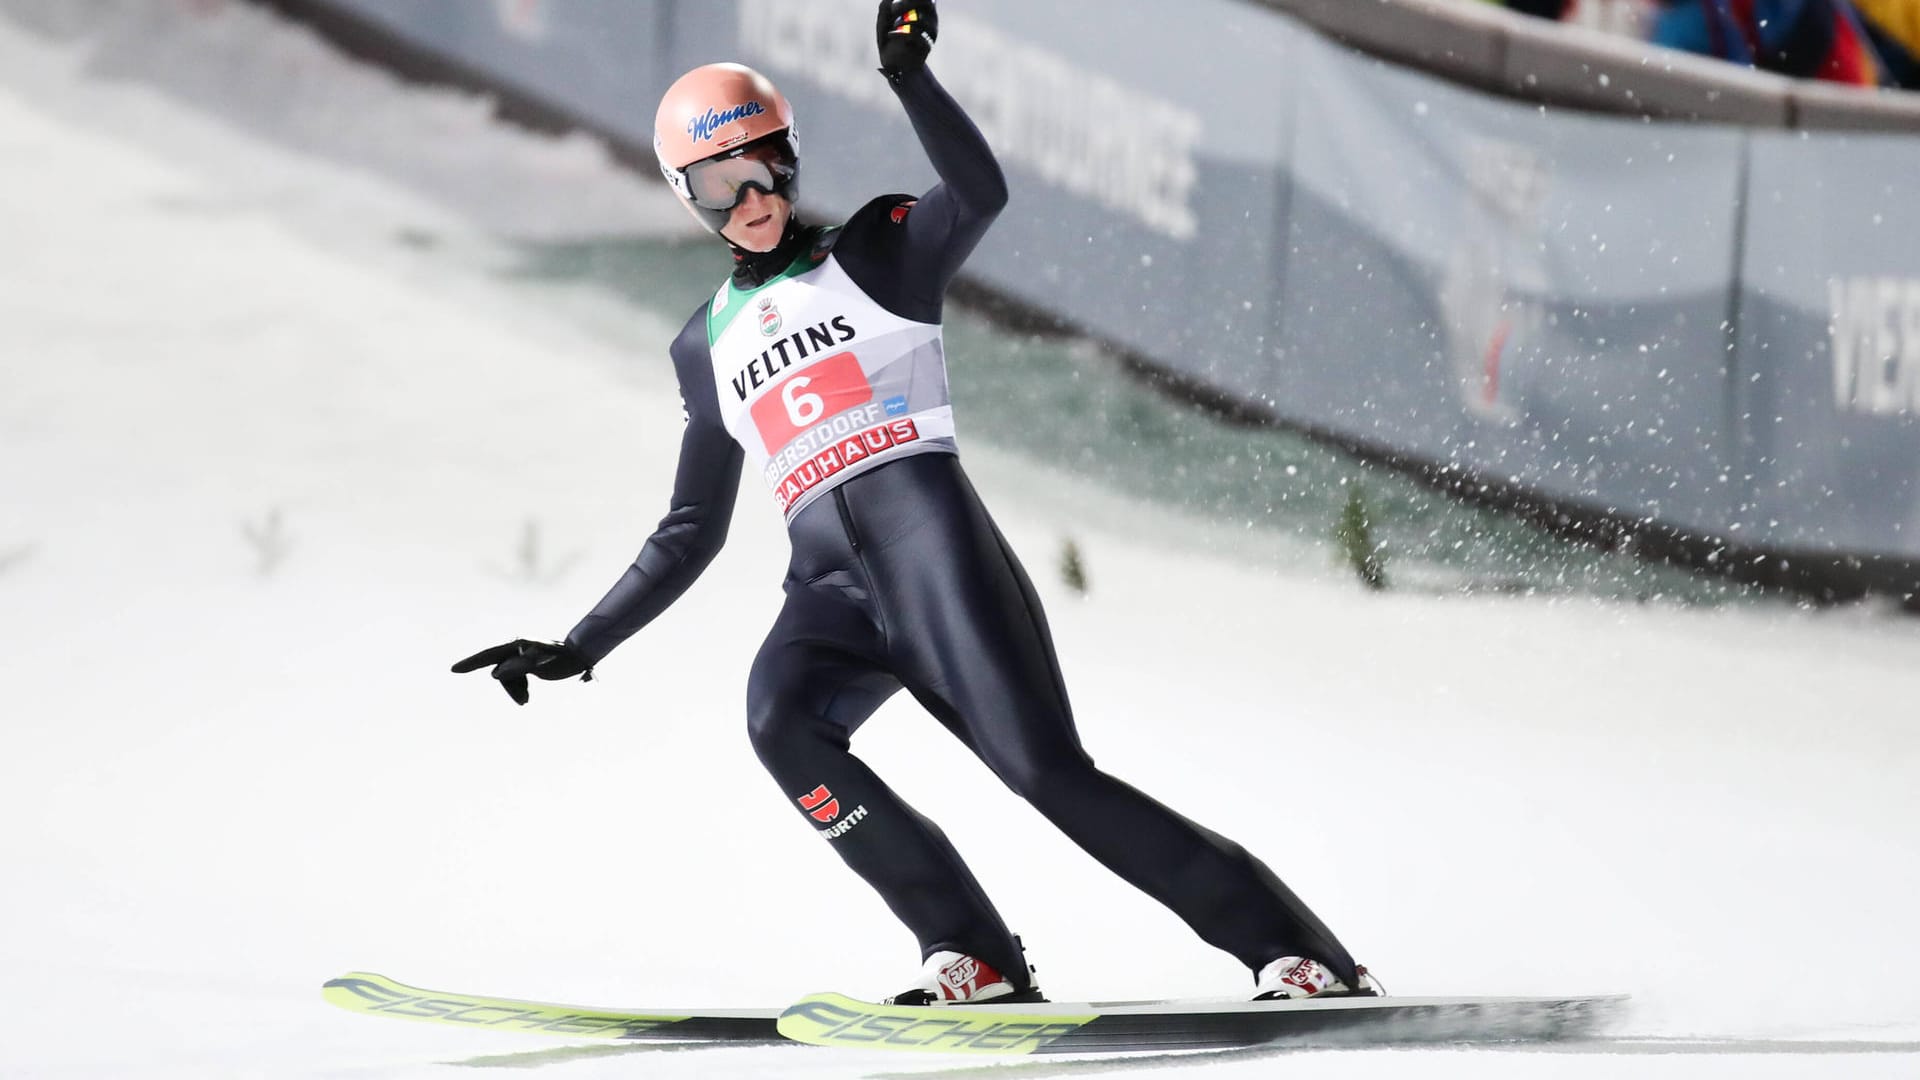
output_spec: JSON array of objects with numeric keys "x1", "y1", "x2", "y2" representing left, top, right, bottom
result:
[
  {"x1": 876, "y1": 0, "x2": 938, "y2": 78},
  {"x1": 452, "y1": 639, "x2": 593, "y2": 705}
]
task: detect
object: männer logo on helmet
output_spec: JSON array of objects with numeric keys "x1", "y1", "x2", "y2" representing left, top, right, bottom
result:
[{"x1": 687, "y1": 101, "x2": 767, "y2": 143}]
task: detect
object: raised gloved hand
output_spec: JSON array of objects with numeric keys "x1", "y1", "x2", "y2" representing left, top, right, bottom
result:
[
  {"x1": 876, "y1": 0, "x2": 938, "y2": 77},
  {"x1": 452, "y1": 639, "x2": 593, "y2": 705}
]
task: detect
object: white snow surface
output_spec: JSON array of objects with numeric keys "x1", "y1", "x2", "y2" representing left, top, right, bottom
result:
[{"x1": 1, "y1": 4, "x2": 1917, "y2": 1078}]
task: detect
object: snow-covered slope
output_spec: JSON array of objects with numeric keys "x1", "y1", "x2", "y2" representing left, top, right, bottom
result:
[{"x1": 1, "y1": 5, "x2": 1916, "y2": 1078}]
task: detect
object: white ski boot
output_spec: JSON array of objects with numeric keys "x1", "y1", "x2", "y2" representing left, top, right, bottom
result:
[
  {"x1": 1253, "y1": 956, "x2": 1381, "y2": 1000},
  {"x1": 886, "y1": 949, "x2": 1045, "y2": 1005}
]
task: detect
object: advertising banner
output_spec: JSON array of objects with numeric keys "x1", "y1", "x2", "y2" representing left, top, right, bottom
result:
[
  {"x1": 1274, "y1": 29, "x2": 1747, "y2": 530},
  {"x1": 1738, "y1": 133, "x2": 1920, "y2": 560}
]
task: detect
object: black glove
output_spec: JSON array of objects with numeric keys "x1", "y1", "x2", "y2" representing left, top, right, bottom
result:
[
  {"x1": 876, "y1": 0, "x2": 938, "y2": 78},
  {"x1": 451, "y1": 639, "x2": 593, "y2": 705}
]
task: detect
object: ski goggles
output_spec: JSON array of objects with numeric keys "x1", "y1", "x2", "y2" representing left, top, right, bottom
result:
[{"x1": 676, "y1": 134, "x2": 798, "y2": 212}]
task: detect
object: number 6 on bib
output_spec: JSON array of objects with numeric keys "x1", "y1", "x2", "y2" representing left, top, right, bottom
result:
[
  {"x1": 751, "y1": 351, "x2": 872, "y2": 451},
  {"x1": 783, "y1": 376, "x2": 826, "y2": 427}
]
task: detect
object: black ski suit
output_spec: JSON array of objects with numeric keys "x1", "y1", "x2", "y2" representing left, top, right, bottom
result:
[{"x1": 565, "y1": 67, "x2": 1359, "y2": 992}]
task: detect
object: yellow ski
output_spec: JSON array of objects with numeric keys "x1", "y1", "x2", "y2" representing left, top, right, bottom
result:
[{"x1": 321, "y1": 971, "x2": 781, "y2": 1042}]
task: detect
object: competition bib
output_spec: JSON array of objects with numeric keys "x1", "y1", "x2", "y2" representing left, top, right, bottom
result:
[{"x1": 706, "y1": 245, "x2": 956, "y2": 519}]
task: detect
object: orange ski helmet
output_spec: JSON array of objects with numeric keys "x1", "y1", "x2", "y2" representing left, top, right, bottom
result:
[{"x1": 654, "y1": 62, "x2": 799, "y2": 234}]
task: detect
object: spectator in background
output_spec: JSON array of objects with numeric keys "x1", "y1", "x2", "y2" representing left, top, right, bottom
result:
[
  {"x1": 1852, "y1": 0, "x2": 1920, "y2": 85},
  {"x1": 1486, "y1": 0, "x2": 1667, "y2": 34},
  {"x1": 1488, "y1": 0, "x2": 1899, "y2": 85},
  {"x1": 1649, "y1": 0, "x2": 1886, "y2": 85}
]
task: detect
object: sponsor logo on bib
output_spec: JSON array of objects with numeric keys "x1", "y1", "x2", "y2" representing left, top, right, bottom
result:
[{"x1": 772, "y1": 417, "x2": 921, "y2": 513}]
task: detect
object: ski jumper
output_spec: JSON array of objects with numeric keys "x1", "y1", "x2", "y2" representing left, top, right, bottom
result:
[{"x1": 566, "y1": 68, "x2": 1359, "y2": 991}]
